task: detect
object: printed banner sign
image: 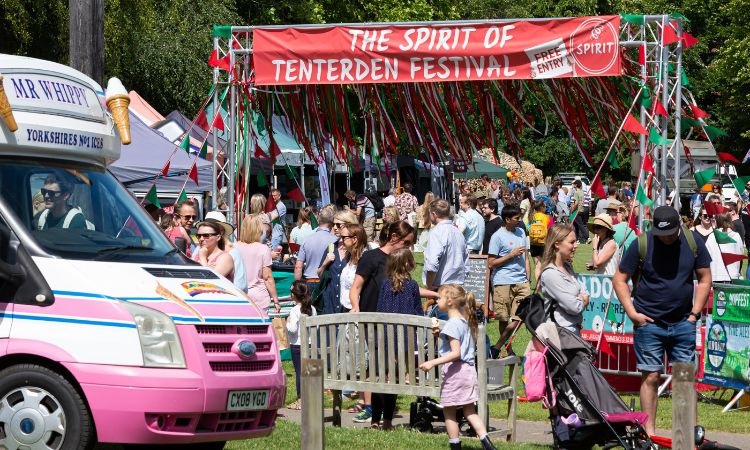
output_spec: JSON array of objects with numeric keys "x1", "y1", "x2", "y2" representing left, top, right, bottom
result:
[
  {"x1": 703, "y1": 316, "x2": 750, "y2": 390},
  {"x1": 712, "y1": 284, "x2": 750, "y2": 325},
  {"x1": 579, "y1": 274, "x2": 634, "y2": 335},
  {"x1": 253, "y1": 16, "x2": 621, "y2": 85}
]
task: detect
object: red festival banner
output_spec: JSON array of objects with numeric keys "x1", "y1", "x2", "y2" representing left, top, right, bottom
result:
[{"x1": 253, "y1": 16, "x2": 621, "y2": 85}]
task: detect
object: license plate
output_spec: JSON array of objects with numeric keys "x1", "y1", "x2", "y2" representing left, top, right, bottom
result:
[{"x1": 227, "y1": 390, "x2": 269, "y2": 411}]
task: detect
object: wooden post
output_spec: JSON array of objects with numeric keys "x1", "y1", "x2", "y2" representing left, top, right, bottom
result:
[
  {"x1": 69, "y1": 0, "x2": 104, "y2": 86},
  {"x1": 301, "y1": 358, "x2": 324, "y2": 450},
  {"x1": 477, "y1": 324, "x2": 488, "y2": 428},
  {"x1": 672, "y1": 362, "x2": 695, "y2": 450}
]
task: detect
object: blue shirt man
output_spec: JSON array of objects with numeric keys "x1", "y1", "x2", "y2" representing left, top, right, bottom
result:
[
  {"x1": 423, "y1": 199, "x2": 467, "y2": 290},
  {"x1": 456, "y1": 193, "x2": 485, "y2": 253},
  {"x1": 270, "y1": 189, "x2": 287, "y2": 250}
]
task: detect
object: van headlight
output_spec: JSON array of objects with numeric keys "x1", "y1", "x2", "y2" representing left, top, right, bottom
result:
[{"x1": 121, "y1": 301, "x2": 186, "y2": 368}]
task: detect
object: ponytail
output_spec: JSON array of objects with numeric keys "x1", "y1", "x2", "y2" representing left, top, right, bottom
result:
[
  {"x1": 291, "y1": 280, "x2": 312, "y2": 316},
  {"x1": 463, "y1": 291, "x2": 478, "y2": 343}
]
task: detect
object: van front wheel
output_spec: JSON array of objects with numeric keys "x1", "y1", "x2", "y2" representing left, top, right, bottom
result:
[{"x1": 0, "y1": 364, "x2": 94, "y2": 450}]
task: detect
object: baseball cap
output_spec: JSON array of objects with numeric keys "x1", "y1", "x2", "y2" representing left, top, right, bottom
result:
[{"x1": 651, "y1": 206, "x2": 680, "y2": 236}]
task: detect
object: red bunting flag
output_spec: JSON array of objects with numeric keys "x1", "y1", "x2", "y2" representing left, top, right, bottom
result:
[
  {"x1": 270, "y1": 138, "x2": 282, "y2": 158},
  {"x1": 196, "y1": 110, "x2": 210, "y2": 131},
  {"x1": 287, "y1": 187, "x2": 306, "y2": 203},
  {"x1": 682, "y1": 32, "x2": 699, "y2": 49},
  {"x1": 590, "y1": 176, "x2": 606, "y2": 199},
  {"x1": 628, "y1": 212, "x2": 640, "y2": 236},
  {"x1": 623, "y1": 114, "x2": 648, "y2": 135},
  {"x1": 721, "y1": 252, "x2": 748, "y2": 266},
  {"x1": 212, "y1": 111, "x2": 225, "y2": 131},
  {"x1": 653, "y1": 99, "x2": 668, "y2": 117},
  {"x1": 642, "y1": 154, "x2": 655, "y2": 174},
  {"x1": 690, "y1": 104, "x2": 709, "y2": 119},
  {"x1": 254, "y1": 144, "x2": 267, "y2": 159},
  {"x1": 161, "y1": 161, "x2": 170, "y2": 176},
  {"x1": 264, "y1": 194, "x2": 276, "y2": 213},
  {"x1": 207, "y1": 50, "x2": 231, "y2": 71},
  {"x1": 717, "y1": 152, "x2": 741, "y2": 164},
  {"x1": 662, "y1": 22, "x2": 681, "y2": 45},
  {"x1": 188, "y1": 162, "x2": 198, "y2": 185},
  {"x1": 598, "y1": 334, "x2": 615, "y2": 359},
  {"x1": 638, "y1": 46, "x2": 646, "y2": 68},
  {"x1": 703, "y1": 201, "x2": 729, "y2": 216}
]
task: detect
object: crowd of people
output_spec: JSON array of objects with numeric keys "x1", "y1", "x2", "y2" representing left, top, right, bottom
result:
[{"x1": 153, "y1": 172, "x2": 744, "y2": 446}]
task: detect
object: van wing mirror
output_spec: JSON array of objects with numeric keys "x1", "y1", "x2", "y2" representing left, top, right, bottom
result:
[{"x1": 0, "y1": 226, "x2": 54, "y2": 306}]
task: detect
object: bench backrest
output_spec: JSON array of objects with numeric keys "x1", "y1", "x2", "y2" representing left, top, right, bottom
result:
[{"x1": 300, "y1": 312, "x2": 473, "y2": 397}]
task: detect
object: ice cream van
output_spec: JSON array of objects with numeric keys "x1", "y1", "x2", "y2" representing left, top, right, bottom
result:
[{"x1": 0, "y1": 54, "x2": 284, "y2": 449}]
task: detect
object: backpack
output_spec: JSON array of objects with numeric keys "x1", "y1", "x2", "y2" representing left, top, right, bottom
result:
[
  {"x1": 631, "y1": 226, "x2": 697, "y2": 296},
  {"x1": 528, "y1": 216, "x2": 548, "y2": 246},
  {"x1": 537, "y1": 195, "x2": 555, "y2": 215},
  {"x1": 524, "y1": 344, "x2": 555, "y2": 408}
]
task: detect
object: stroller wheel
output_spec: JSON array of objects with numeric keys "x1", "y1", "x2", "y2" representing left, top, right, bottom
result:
[{"x1": 411, "y1": 416, "x2": 433, "y2": 433}]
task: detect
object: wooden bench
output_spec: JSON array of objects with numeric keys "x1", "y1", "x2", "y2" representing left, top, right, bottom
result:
[{"x1": 300, "y1": 312, "x2": 519, "y2": 441}]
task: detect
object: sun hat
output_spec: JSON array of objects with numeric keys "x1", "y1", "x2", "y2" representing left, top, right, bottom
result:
[
  {"x1": 587, "y1": 213, "x2": 614, "y2": 233},
  {"x1": 196, "y1": 211, "x2": 235, "y2": 236}
]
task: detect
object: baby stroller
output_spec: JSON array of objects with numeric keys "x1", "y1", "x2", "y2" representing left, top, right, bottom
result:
[{"x1": 517, "y1": 295, "x2": 653, "y2": 450}]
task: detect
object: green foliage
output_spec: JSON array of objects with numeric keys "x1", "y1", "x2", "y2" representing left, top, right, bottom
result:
[{"x1": 0, "y1": 0, "x2": 68, "y2": 62}]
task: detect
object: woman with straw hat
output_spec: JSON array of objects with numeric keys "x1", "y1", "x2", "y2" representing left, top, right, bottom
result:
[
  {"x1": 586, "y1": 213, "x2": 619, "y2": 276},
  {"x1": 193, "y1": 214, "x2": 234, "y2": 280}
]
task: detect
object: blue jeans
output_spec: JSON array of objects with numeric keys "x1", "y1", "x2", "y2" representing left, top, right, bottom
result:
[
  {"x1": 290, "y1": 344, "x2": 301, "y2": 399},
  {"x1": 634, "y1": 319, "x2": 696, "y2": 373}
]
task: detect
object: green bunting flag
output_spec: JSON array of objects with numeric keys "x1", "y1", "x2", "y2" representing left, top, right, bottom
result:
[
  {"x1": 177, "y1": 189, "x2": 188, "y2": 203},
  {"x1": 694, "y1": 168, "x2": 716, "y2": 187},
  {"x1": 199, "y1": 140, "x2": 208, "y2": 158},
  {"x1": 257, "y1": 170, "x2": 268, "y2": 187},
  {"x1": 714, "y1": 229, "x2": 737, "y2": 244},
  {"x1": 731, "y1": 176, "x2": 750, "y2": 193},
  {"x1": 212, "y1": 25, "x2": 232, "y2": 39},
  {"x1": 309, "y1": 211, "x2": 319, "y2": 228},
  {"x1": 606, "y1": 304, "x2": 620, "y2": 325},
  {"x1": 639, "y1": 90, "x2": 652, "y2": 111},
  {"x1": 607, "y1": 152, "x2": 620, "y2": 169},
  {"x1": 179, "y1": 135, "x2": 190, "y2": 154},
  {"x1": 568, "y1": 207, "x2": 579, "y2": 223},
  {"x1": 145, "y1": 185, "x2": 160, "y2": 208},
  {"x1": 681, "y1": 117, "x2": 701, "y2": 132},
  {"x1": 285, "y1": 164, "x2": 296, "y2": 180},
  {"x1": 648, "y1": 128, "x2": 670, "y2": 146},
  {"x1": 681, "y1": 69, "x2": 692, "y2": 89},
  {"x1": 620, "y1": 13, "x2": 645, "y2": 25},
  {"x1": 635, "y1": 183, "x2": 654, "y2": 206},
  {"x1": 704, "y1": 126, "x2": 728, "y2": 141}
]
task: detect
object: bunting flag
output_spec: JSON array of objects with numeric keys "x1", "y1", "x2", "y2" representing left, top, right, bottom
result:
[
  {"x1": 642, "y1": 154, "x2": 655, "y2": 174},
  {"x1": 212, "y1": 111, "x2": 225, "y2": 131},
  {"x1": 309, "y1": 211, "x2": 319, "y2": 228},
  {"x1": 284, "y1": 164, "x2": 296, "y2": 180},
  {"x1": 196, "y1": 110, "x2": 210, "y2": 131},
  {"x1": 263, "y1": 194, "x2": 276, "y2": 213},
  {"x1": 682, "y1": 32, "x2": 699, "y2": 48},
  {"x1": 606, "y1": 305, "x2": 619, "y2": 324},
  {"x1": 179, "y1": 134, "x2": 190, "y2": 154},
  {"x1": 607, "y1": 151, "x2": 620, "y2": 169},
  {"x1": 731, "y1": 175, "x2": 750, "y2": 193},
  {"x1": 590, "y1": 176, "x2": 606, "y2": 199},
  {"x1": 694, "y1": 169, "x2": 716, "y2": 187},
  {"x1": 718, "y1": 152, "x2": 741, "y2": 164},
  {"x1": 257, "y1": 170, "x2": 268, "y2": 187},
  {"x1": 598, "y1": 334, "x2": 615, "y2": 359},
  {"x1": 161, "y1": 161, "x2": 170, "y2": 176},
  {"x1": 704, "y1": 126, "x2": 728, "y2": 141},
  {"x1": 145, "y1": 185, "x2": 160, "y2": 208},
  {"x1": 177, "y1": 189, "x2": 188, "y2": 203},
  {"x1": 635, "y1": 183, "x2": 654, "y2": 206},
  {"x1": 254, "y1": 144, "x2": 268, "y2": 159},
  {"x1": 704, "y1": 201, "x2": 728, "y2": 217},
  {"x1": 652, "y1": 99, "x2": 668, "y2": 117},
  {"x1": 714, "y1": 230, "x2": 737, "y2": 244},
  {"x1": 623, "y1": 114, "x2": 648, "y2": 135},
  {"x1": 287, "y1": 187, "x2": 306, "y2": 203},
  {"x1": 207, "y1": 49, "x2": 231, "y2": 71},
  {"x1": 721, "y1": 252, "x2": 748, "y2": 265},
  {"x1": 199, "y1": 141, "x2": 208, "y2": 159},
  {"x1": 648, "y1": 127, "x2": 670, "y2": 146},
  {"x1": 684, "y1": 144, "x2": 696, "y2": 173},
  {"x1": 188, "y1": 162, "x2": 198, "y2": 185},
  {"x1": 690, "y1": 104, "x2": 709, "y2": 119},
  {"x1": 628, "y1": 211, "x2": 640, "y2": 236},
  {"x1": 661, "y1": 22, "x2": 681, "y2": 45},
  {"x1": 568, "y1": 207, "x2": 579, "y2": 223},
  {"x1": 681, "y1": 69, "x2": 692, "y2": 89}
]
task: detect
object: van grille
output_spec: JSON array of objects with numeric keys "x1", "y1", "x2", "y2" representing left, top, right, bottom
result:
[
  {"x1": 143, "y1": 267, "x2": 218, "y2": 279},
  {"x1": 209, "y1": 361, "x2": 274, "y2": 372},
  {"x1": 193, "y1": 324, "x2": 274, "y2": 374},
  {"x1": 195, "y1": 325, "x2": 268, "y2": 335},
  {"x1": 203, "y1": 342, "x2": 271, "y2": 353}
]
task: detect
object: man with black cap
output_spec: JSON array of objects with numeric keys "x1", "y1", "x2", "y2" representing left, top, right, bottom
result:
[{"x1": 612, "y1": 206, "x2": 712, "y2": 435}]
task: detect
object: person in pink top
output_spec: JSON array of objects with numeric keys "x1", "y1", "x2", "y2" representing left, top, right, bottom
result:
[
  {"x1": 235, "y1": 213, "x2": 280, "y2": 312},
  {"x1": 192, "y1": 218, "x2": 234, "y2": 280}
]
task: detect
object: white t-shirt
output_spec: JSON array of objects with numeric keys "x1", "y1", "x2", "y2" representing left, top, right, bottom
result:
[
  {"x1": 286, "y1": 303, "x2": 317, "y2": 346},
  {"x1": 339, "y1": 262, "x2": 357, "y2": 309}
]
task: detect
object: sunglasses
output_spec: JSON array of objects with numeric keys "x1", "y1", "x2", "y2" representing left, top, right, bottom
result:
[
  {"x1": 701, "y1": 214, "x2": 710, "y2": 219},
  {"x1": 196, "y1": 233, "x2": 219, "y2": 239},
  {"x1": 41, "y1": 188, "x2": 64, "y2": 198},
  {"x1": 340, "y1": 235, "x2": 356, "y2": 240},
  {"x1": 179, "y1": 214, "x2": 197, "y2": 220},
  {"x1": 332, "y1": 223, "x2": 345, "y2": 228}
]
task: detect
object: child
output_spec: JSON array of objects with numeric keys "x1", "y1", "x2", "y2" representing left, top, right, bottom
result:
[
  {"x1": 286, "y1": 280, "x2": 315, "y2": 410},
  {"x1": 419, "y1": 285, "x2": 497, "y2": 450}
]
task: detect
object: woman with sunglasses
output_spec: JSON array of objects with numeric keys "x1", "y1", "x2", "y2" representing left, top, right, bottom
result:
[
  {"x1": 192, "y1": 219, "x2": 234, "y2": 280},
  {"x1": 317, "y1": 210, "x2": 359, "y2": 315},
  {"x1": 693, "y1": 210, "x2": 741, "y2": 282}
]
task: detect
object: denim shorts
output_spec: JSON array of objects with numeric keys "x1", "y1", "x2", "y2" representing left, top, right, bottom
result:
[{"x1": 633, "y1": 319, "x2": 696, "y2": 373}]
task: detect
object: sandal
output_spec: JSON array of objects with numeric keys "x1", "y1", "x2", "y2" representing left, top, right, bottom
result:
[
  {"x1": 287, "y1": 399, "x2": 302, "y2": 410},
  {"x1": 347, "y1": 403, "x2": 365, "y2": 413}
]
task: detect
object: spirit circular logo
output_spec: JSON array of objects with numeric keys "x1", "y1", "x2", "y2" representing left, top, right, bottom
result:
[
  {"x1": 569, "y1": 18, "x2": 619, "y2": 76},
  {"x1": 706, "y1": 322, "x2": 727, "y2": 371},
  {"x1": 716, "y1": 291, "x2": 727, "y2": 317}
]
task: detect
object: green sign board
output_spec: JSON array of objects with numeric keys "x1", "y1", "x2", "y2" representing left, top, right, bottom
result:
[
  {"x1": 703, "y1": 316, "x2": 750, "y2": 390},
  {"x1": 712, "y1": 284, "x2": 750, "y2": 325}
]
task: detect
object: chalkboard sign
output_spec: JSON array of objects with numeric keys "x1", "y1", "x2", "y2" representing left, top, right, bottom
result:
[{"x1": 464, "y1": 255, "x2": 490, "y2": 305}]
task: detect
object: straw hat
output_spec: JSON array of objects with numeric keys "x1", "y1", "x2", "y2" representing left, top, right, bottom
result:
[
  {"x1": 196, "y1": 211, "x2": 235, "y2": 236},
  {"x1": 587, "y1": 213, "x2": 614, "y2": 233}
]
